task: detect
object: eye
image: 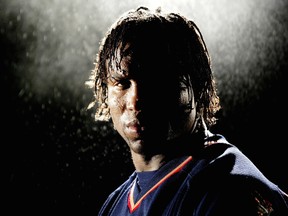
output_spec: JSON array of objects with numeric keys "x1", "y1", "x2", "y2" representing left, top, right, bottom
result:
[
  {"x1": 110, "y1": 76, "x2": 131, "y2": 90},
  {"x1": 117, "y1": 79, "x2": 131, "y2": 89},
  {"x1": 178, "y1": 76, "x2": 193, "y2": 112}
]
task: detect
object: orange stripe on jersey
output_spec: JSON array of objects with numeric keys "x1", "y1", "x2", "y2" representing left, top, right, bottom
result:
[{"x1": 128, "y1": 156, "x2": 193, "y2": 213}]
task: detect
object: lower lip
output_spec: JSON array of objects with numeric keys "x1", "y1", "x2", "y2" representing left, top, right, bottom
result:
[
  {"x1": 126, "y1": 125, "x2": 143, "y2": 136},
  {"x1": 127, "y1": 125, "x2": 140, "y2": 133}
]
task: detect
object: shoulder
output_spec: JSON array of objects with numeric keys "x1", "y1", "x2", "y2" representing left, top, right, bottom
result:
[
  {"x1": 200, "y1": 134, "x2": 286, "y2": 196},
  {"x1": 105, "y1": 171, "x2": 136, "y2": 198},
  {"x1": 184, "y1": 133, "x2": 288, "y2": 215},
  {"x1": 98, "y1": 172, "x2": 137, "y2": 215},
  {"x1": 200, "y1": 133, "x2": 271, "y2": 181}
]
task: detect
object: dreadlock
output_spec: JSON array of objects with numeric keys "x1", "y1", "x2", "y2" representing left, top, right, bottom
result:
[{"x1": 86, "y1": 6, "x2": 221, "y2": 128}]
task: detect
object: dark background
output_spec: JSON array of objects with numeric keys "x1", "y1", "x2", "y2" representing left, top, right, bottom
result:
[{"x1": 3, "y1": 0, "x2": 287, "y2": 215}]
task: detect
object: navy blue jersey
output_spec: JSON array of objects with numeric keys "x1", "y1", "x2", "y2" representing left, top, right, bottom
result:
[{"x1": 98, "y1": 134, "x2": 288, "y2": 215}]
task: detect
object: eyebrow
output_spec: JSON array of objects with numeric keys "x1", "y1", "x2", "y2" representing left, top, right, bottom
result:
[{"x1": 108, "y1": 71, "x2": 127, "y2": 81}]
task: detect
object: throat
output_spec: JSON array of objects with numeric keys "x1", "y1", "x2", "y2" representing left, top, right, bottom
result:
[{"x1": 131, "y1": 152, "x2": 166, "y2": 172}]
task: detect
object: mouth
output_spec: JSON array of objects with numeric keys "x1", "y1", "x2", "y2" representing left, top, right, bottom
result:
[{"x1": 125, "y1": 120, "x2": 145, "y2": 137}]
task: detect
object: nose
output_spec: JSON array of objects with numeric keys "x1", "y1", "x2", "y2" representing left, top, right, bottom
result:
[{"x1": 126, "y1": 81, "x2": 141, "y2": 112}]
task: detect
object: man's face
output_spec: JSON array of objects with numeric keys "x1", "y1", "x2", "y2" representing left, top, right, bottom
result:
[{"x1": 106, "y1": 43, "x2": 196, "y2": 155}]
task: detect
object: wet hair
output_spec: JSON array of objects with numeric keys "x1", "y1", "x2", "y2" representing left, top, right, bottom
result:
[{"x1": 87, "y1": 6, "x2": 221, "y2": 128}]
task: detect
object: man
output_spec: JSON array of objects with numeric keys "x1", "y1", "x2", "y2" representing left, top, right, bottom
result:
[{"x1": 87, "y1": 6, "x2": 288, "y2": 215}]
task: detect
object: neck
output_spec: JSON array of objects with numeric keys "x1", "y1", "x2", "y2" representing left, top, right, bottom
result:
[
  {"x1": 131, "y1": 151, "x2": 166, "y2": 172},
  {"x1": 130, "y1": 132, "x2": 206, "y2": 172}
]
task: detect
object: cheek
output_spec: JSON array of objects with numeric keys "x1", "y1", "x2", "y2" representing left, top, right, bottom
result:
[
  {"x1": 185, "y1": 108, "x2": 197, "y2": 130},
  {"x1": 107, "y1": 89, "x2": 124, "y2": 128},
  {"x1": 107, "y1": 89, "x2": 121, "y2": 114}
]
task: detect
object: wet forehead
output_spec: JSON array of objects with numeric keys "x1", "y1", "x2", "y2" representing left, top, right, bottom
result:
[
  {"x1": 107, "y1": 43, "x2": 132, "y2": 77},
  {"x1": 108, "y1": 41, "x2": 173, "y2": 77}
]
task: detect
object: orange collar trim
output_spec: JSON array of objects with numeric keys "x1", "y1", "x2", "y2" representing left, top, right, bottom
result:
[{"x1": 128, "y1": 156, "x2": 192, "y2": 213}]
